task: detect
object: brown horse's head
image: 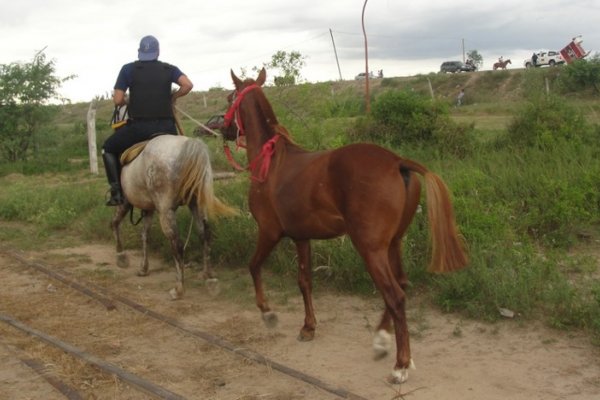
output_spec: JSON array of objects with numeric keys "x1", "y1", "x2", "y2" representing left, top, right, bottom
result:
[{"x1": 221, "y1": 68, "x2": 277, "y2": 143}]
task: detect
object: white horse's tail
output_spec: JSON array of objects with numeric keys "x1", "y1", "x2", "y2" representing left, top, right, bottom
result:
[{"x1": 178, "y1": 139, "x2": 237, "y2": 219}]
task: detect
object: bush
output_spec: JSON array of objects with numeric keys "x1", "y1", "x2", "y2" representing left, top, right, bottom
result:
[
  {"x1": 370, "y1": 90, "x2": 444, "y2": 142},
  {"x1": 559, "y1": 55, "x2": 600, "y2": 93},
  {"x1": 352, "y1": 89, "x2": 476, "y2": 157},
  {"x1": 504, "y1": 95, "x2": 593, "y2": 149}
]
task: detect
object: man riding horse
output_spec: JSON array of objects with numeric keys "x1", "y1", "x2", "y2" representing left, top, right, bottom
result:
[{"x1": 102, "y1": 35, "x2": 193, "y2": 205}]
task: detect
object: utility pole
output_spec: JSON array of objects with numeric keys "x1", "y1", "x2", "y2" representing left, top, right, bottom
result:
[
  {"x1": 329, "y1": 28, "x2": 343, "y2": 81},
  {"x1": 361, "y1": 0, "x2": 370, "y2": 114}
]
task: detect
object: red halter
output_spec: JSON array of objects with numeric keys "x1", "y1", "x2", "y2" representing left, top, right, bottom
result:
[
  {"x1": 223, "y1": 84, "x2": 260, "y2": 133},
  {"x1": 222, "y1": 84, "x2": 280, "y2": 182}
]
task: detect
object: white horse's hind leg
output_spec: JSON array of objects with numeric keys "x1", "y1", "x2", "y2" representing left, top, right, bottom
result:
[
  {"x1": 137, "y1": 210, "x2": 153, "y2": 277},
  {"x1": 189, "y1": 204, "x2": 215, "y2": 279},
  {"x1": 190, "y1": 203, "x2": 220, "y2": 296},
  {"x1": 158, "y1": 209, "x2": 185, "y2": 300}
]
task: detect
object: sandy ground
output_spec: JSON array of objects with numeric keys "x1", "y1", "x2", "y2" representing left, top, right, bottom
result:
[{"x1": 1, "y1": 244, "x2": 599, "y2": 400}]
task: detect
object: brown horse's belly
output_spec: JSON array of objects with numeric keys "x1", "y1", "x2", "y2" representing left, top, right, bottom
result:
[{"x1": 280, "y1": 209, "x2": 346, "y2": 240}]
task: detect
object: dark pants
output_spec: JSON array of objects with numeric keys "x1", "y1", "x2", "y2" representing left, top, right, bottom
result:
[{"x1": 103, "y1": 119, "x2": 177, "y2": 156}]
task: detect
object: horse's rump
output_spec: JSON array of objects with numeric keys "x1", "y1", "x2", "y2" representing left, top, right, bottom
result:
[{"x1": 121, "y1": 135, "x2": 236, "y2": 218}]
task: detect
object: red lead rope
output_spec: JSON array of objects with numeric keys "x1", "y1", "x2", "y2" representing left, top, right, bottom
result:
[
  {"x1": 223, "y1": 144, "x2": 246, "y2": 172},
  {"x1": 224, "y1": 134, "x2": 280, "y2": 182},
  {"x1": 248, "y1": 134, "x2": 280, "y2": 182}
]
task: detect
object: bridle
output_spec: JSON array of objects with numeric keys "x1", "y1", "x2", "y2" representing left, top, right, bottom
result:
[
  {"x1": 223, "y1": 83, "x2": 259, "y2": 136},
  {"x1": 222, "y1": 84, "x2": 281, "y2": 182}
]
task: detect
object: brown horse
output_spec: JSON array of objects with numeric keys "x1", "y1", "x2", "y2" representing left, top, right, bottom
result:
[
  {"x1": 222, "y1": 68, "x2": 468, "y2": 384},
  {"x1": 493, "y1": 59, "x2": 511, "y2": 70}
]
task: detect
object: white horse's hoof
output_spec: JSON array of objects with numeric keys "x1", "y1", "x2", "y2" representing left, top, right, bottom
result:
[
  {"x1": 373, "y1": 329, "x2": 392, "y2": 360},
  {"x1": 388, "y1": 359, "x2": 416, "y2": 384},
  {"x1": 205, "y1": 278, "x2": 220, "y2": 297},
  {"x1": 262, "y1": 311, "x2": 278, "y2": 329},
  {"x1": 116, "y1": 252, "x2": 129, "y2": 268}
]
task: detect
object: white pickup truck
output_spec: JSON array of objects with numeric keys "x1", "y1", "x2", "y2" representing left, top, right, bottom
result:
[{"x1": 524, "y1": 51, "x2": 565, "y2": 68}]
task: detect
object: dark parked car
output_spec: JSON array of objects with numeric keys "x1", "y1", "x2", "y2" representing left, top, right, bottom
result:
[
  {"x1": 440, "y1": 61, "x2": 475, "y2": 73},
  {"x1": 193, "y1": 114, "x2": 225, "y2": 136}
]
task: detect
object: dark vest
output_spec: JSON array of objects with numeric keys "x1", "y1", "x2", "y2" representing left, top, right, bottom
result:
[{"x1": 128, "y1": 61, "x2": 174, "y2": 119}]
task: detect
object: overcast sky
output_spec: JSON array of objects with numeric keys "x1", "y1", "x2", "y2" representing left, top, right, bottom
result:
[{"x1": 1, "y1": 0, "x2": 597, "y2": 103}]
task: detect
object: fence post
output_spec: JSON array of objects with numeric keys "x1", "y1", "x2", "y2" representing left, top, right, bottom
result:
[
  {"x1": 86, "y1": 100, "x2": 98, "y2": 174},
  {"x1": 427, "y1": 78, "x2": 435, "y2": 99}
]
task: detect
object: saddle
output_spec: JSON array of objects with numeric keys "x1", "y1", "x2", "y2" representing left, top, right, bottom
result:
[
  {"x1": 120, "y1": 141, "x2": 148, "y2": 165},
  {"x1": 120, "y1": 133, "x2": 171, "y2": 166}
]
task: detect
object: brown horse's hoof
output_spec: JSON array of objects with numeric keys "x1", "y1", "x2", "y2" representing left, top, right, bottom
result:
[
  {"x1": 136, "y1": 270, "x2": 149, "y2": 277},
  {"x1": 388, "y1": 359, "x2": 416, "y2": 384},
  {"x1": 262, "y1": 311, "x2": 278, "y2": 329},
  {"x1": 297, "y1": 328, "x2": 315, "y2": 342}
]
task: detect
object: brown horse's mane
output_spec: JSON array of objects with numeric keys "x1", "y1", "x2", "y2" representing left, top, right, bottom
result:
[
  {"x1": 250, "y1": 83, "x2": 297, "y2": 146},
  {"x1": 273, "y1": 124, "x2": 297, "y2": 145}
]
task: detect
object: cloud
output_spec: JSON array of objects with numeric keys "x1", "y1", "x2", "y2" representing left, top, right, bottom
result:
[{"x1": 1, "y1": 0, "x2": 598, "y2": 102}]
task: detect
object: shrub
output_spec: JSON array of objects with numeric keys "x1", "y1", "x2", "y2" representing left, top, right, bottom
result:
[
  {"x1": 559, "y1": 55, "x2": 600, "y2": 93},
  {"x1": 505, "y1": 95, "x2": 592, "y2": 149},
  {"x1": 370, "y1": 90, "x2": 442, "y2": 141},
  {"x1": 352, "y1": 89, "x2": 476, "y2": 157}
]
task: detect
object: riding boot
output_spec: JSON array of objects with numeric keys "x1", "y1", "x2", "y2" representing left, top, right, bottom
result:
[{"x1": 102, "y1": 152, "x2": 124, "y2": 206}]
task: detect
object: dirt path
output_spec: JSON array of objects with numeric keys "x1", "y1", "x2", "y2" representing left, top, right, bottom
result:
[{"x1": 1, "y1": 245, "x2": 599, "y2": 399}]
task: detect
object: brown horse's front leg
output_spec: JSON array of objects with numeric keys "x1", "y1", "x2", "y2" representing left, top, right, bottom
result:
[
  {"x1": 249, "y1": 232, "x2": 280, "y2": 328},
  {"x1": 295, "y1": 239, "x2": 316, "y2": 341}
]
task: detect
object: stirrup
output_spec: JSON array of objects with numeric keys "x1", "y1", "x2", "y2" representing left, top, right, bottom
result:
[{"x1": 105, "y1": 189, "x2": 124, "y2": 206}]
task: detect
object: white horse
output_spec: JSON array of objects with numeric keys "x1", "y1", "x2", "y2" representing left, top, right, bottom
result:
[{"x1": 110, "y1": 134, "x2": 235, "y2": 300}]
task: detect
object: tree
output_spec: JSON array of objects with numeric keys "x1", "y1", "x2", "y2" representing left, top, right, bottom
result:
[
  {"x1": 467, "y1": 49, "x2": 483, "y2": 70},
  {"x1": 256, "y1": 50, "x2": 306, "y2": 87},
  {"x1": 0, "y1": 50, "x2": 74, "y2": 161}
]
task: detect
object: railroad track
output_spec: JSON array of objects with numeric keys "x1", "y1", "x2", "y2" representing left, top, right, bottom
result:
[{"x1": 0, "y1": 249, "x2": 368, "y2": 400}]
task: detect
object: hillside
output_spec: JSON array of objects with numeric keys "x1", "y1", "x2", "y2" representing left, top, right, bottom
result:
[{"x1": 58, "y1": 67, "x2": 598, "y2": 137}]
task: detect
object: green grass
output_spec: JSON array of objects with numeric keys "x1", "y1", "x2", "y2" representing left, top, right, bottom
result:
[{"x1": 1, "y1": 67, "x2": 599, "y2": 345}]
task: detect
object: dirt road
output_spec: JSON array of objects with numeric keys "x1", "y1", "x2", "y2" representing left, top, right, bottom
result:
[{"x1": 1, "y1": 244, "x2": 599, "y2": 399}]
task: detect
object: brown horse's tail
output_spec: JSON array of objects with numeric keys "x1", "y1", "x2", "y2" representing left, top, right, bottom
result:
[
  {"x1": 178, "y1": 139, "x2": 238, "y2": 219},
  {"x1": 400, "y1": 159, "x2": 468, "y2": 273}
]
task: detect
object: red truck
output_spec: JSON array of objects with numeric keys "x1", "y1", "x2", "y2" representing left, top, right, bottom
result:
[{"x1": 560, "y1": 35, "x2": 589, "y2": 64}]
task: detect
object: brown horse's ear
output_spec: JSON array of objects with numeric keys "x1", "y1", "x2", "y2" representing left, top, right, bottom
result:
[
  {"x1": 231, "y1": 69, "x2": 243, "y2": 89},
  {"x1": 256, "y1": 68, "x2": 267, "y2": 86}
]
